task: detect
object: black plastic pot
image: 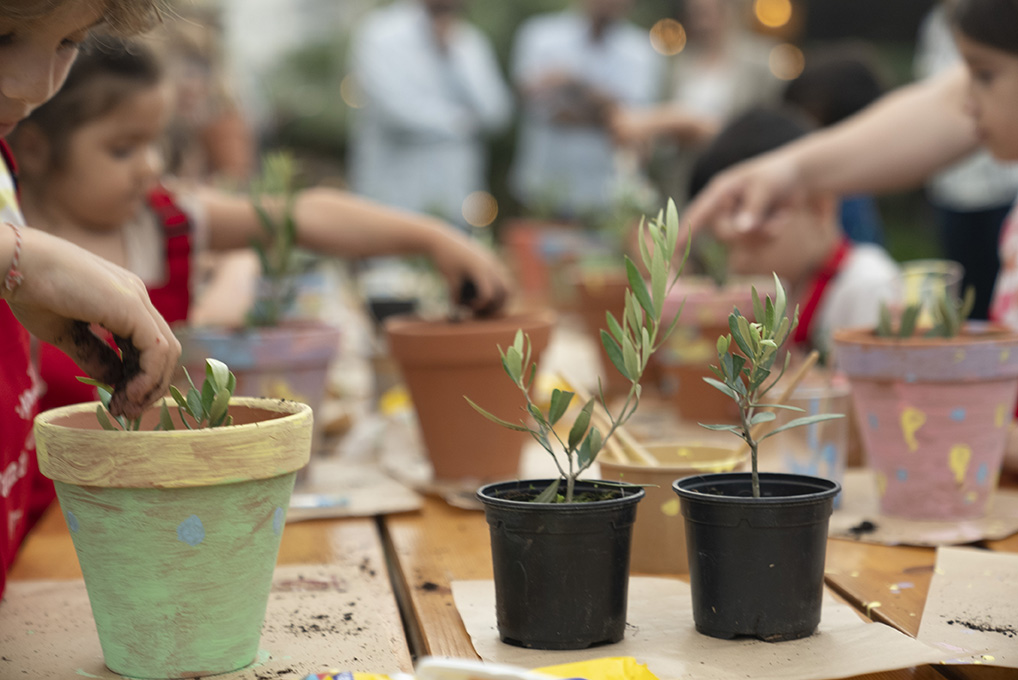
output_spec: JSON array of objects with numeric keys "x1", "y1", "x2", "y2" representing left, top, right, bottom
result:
[
  {"x1": 476, "y1": 479, "x2": 645, "y2": 650},
  {"x1": 673, "y1": 472, "x2": 840, "y2": 642}
]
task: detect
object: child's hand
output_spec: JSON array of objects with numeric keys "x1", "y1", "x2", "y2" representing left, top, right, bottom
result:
[
  {"x1": 4, "y1": 227, "x2": 180, "y2": 419},
  {"x1": 428, "y1": 228, "x2": 510, "y2": 317}
]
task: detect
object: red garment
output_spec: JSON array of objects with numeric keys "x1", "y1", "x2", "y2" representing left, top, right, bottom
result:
[
  {"x1": 0, "y1": 305, "x2": 41, "y2": 600},
  {"x1": 792, "y1": 238, "x2": 852, "y2": 350},
  {"x1": 37, "y1": 186, "x2": 193, "y2": 417}
]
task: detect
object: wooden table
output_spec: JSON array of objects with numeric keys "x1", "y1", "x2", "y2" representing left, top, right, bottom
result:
[{"x1": 9, "y1": 480, "x2": 1018, "y2": 680}]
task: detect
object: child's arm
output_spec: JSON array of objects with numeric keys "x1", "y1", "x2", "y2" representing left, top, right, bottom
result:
[
  {"x1": 197, "y1": 187, "x2": 511, "y2": 315},
  {"x1": 1, "y1": 225, "x2": 180, "y2": 418},
  {"x1": 686, "y1": 64, "x2": 979, "y2": 236}
]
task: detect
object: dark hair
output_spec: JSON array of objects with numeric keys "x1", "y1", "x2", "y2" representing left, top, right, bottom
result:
[
  {"x1": 782, "y1": 45, "x2": 886, "y2": 127},
  {"x1": 689, "y1": 107, "x2": 814, "y2": 199},
  {"x1": 952, "y1": 0, "x2": 1018, "y2": 55},
  {"x1": 19, "y1": 37, "x2": 163, "y2": 169}
]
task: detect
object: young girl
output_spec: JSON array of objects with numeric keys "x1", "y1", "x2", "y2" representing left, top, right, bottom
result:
[
  {"x1": 683, "y1": 0, "x2": 1018, "y2": 471},
  {"x1": 8, "y1": 36, "x2": 512, "y2": 414},
  {"x1": 1, "y1": 0, "x2": 180, "y2": 601}
]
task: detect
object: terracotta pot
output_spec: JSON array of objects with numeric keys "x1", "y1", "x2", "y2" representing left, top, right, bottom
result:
[
  {"x1": 34, "y1": 398, "x2": 312, "y2": 679},
  {"x1": 834, "y1": 324, "x2": 1018, "y2": 520},
  {"x1": 659, "y1": 277, "x2": 770, "y2": 423},
  {"x1": 386, "y1": 311, "x2": 556, "y2": 483},
  {"x1": 600, "y1": 444, "x2": 747, "y2": 574},
  {"x1": 500, "y1": 218, "x2": 585, "y2": 308}
]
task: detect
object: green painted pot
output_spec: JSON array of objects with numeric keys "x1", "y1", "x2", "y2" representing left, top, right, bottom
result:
[{"x1": 34, "y1": 397, "x2": 312, "y2": 679}]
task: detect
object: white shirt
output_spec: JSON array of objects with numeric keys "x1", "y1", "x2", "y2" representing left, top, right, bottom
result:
[
  {"x1": 816, "y1": 244, "x2": 902, "y2": 355},
  {"x1": 509, "y1": 10, "x2": 663, "y2": 215},
  {"x1": 348, "y1": 2, "x2": 512, "y2": 225}
]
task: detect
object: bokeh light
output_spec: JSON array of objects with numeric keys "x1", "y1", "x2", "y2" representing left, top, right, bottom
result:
[
  {"x1": 649, "y1": 19, "x2": 686, "y2": 56},
  {"x1": 755, "y1": 0, "x2": 793, "y2": 28},
  {"x1": 769, "y1": 43, "x2": 805, "y2": 80},
  {"x1": 340, "y1": 74, "x2": 365, "y2": 109},
  {"x1": 462, "y1": 191, "x2": 499, "y2": 228}
]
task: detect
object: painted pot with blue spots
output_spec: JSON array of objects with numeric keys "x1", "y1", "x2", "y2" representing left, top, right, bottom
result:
[
  {"x1": 833, "y1": 324, "x2": 1018, "y2": 520},
  {"x1": 34, "y1": 397, "x2": 312, "y2": 679}
]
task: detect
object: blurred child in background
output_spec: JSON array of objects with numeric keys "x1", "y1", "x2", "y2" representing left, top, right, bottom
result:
[
  {"x1": 688, "y1": 107, "x2": 900, "y2": 360},
  {"x1": 8, "y1": 36, "x2": 511, "y2": 415}
]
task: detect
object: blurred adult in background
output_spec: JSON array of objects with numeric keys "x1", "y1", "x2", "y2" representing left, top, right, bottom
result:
[
  {"x1": 611, "y1": 0, "x2": 781, "y2": 207},
  {"x1": 783, "y1": 43, "x2": 888, "y2": 245},
  {"x1": 348, "y1": 0, "x2": 512, "y2": 228},
  {"x1": 509, "y1": 0, "x2": 663, "y2": 218},
  {"x1": 914, "y1": 0, "x2": 1018, "y2": 319}
]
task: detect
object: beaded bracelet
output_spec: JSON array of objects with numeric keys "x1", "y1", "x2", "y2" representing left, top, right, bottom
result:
[{"x1": 3, "y1": 221, "x2": 24, "y2": 294}]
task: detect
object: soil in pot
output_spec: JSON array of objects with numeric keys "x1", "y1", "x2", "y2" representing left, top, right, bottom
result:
[
  {"x1": 386, "y1": 311, "x2": 555, "y2": 484},
  {"x1": 477, "y1": 479, "x2": 644, "y2": 650},
  {"x1": 673, "y1": 472, "x2": 840, "y2": 642},
  {"x1": 600, "y1": 443, "x2": 747, "y2": 574}
]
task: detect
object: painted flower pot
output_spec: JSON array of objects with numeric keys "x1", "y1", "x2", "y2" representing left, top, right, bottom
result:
[
  {"x1": 34, "y1": 397, "x2": 312, "y2": 679},
  {"x1": 477, "y1": 479, "x2": 644, "y2": 650},
  {"x1": 386, "y1": 311, "x2": 555, "y2": 484},
  {"x1": 600, "y1": 443, "x2": 747, "y2": 574},
  {"x1": 177, "y1": 321, "x2": 339, "y2": 461},
  {"x1": 674, "y1": 473, "x2": 840, "y2": 641},
  {"x1": 659, "y1": 277, "x2": 770, "y2": 423},
  {"x1": 833, "y1": 325, "x2": 1018, "y2": 520}
]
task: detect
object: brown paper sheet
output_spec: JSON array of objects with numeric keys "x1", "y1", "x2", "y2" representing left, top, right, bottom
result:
[
  {"x1": 289, "y1": 459, "x2": 422, "y2": 521},
  {"x1": 451, "y1": 577, "x2": 946, "y2": 680},
  {"x1": 917, "y1": 547, "x2": 1018, "y2": 668},
  {"x1": 0, "y1": 565, "x2": 412, "y2": 679},
  {"x1": 828, "y1": 469, "x2": 1018, "y2": 546}
]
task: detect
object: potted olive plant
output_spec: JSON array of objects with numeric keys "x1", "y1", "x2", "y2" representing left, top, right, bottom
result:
[
  {"x1": 177, "y1": 153, "x2": 340, "y2": 460},
  {"x1": 673, "y1": 276, "x2": 843, "y2": 642},
  {"x1": 467, "y1": 200, "x2": 688, "y2": 650},
  {"x1": 36, "y1": 360, "x2": 312, "y2": 679},
  {"x1": 834, "y1": 289, "x2": 1018, "y2": 521}
]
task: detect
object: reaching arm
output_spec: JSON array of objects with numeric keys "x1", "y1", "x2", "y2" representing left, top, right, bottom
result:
[
  {"x1": 198, "y1": 187, "x2": 511, "y2": 315},
  {"x1": 685, "y1": 65, "x2": 980, "y2": 236},
  {"x1": 1, "y1": 224, "x2": 180, "y2": 418}
]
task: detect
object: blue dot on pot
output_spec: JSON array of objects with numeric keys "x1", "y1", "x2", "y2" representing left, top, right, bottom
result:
[
  {"x1": 176, "y1": 515, "x2": 205, "y2": 547},
  {"x1": 896, "y1": 469, "x2": 908, "y2": 482},
  {"x1": 273, "y1": 507, "x2": 285, "y2": 535},
  {"x1": 950, "y1": 408, "x2": 966, "y2": 422},
  {"x1": 867, "y1": 413, "x2": 879, "y2": 430},
  {"x1": 977, "y1": 463, "x2": 989, "y2": 485},
  {"x1": 65, "y1": 510, "x2": 79, "y2": 533}
]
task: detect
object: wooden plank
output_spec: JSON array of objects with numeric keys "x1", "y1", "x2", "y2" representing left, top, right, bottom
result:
[
  {"x1": 9, "y1": 501, "x2": 414, "y2": 674},
  {"x1": 382, "y1": 495, "x2": 491, "y2": 660}
]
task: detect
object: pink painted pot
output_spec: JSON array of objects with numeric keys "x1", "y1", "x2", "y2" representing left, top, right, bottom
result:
[{"x1": 833, "y1": 325, "x2": 1018, "y2": 520}]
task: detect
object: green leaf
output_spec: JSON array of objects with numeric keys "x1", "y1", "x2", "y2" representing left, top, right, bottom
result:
[
  {"x1": 621, "y1": 334, "x2": 639, "y2": 382},
  {"x1": 503, "y1": 346, "x2": 523, "y2": 384},
  {"x1": 169, "y1": 385, "x2": 188, "y2": 411},
  {"x1": 601, "y1": 330, "x2": 631, "y2": 380},
  {"x1": 899, "y1": 303, "x2": 921, "y2": 338},
  {"x1": 729, "y1": 314, "x2": 754, "y2": 358},
  {"x1": 76, "y1": 376, "x2": 110, "y2": 390},
  {"x1": 625, "y1": 257, "x2": 654, "y2": 317},
  {"x1": 464, "y1": 397, "x2": 530, "y2": 431},
  {"x1": 748, "y1": 411, "x2": 776, "y2": 426},
  {"x1": 650, "y1": 248, "x2": 666, "y2": 317},
  {"x1": 703, "y1": 376, "x2": 740, "y2": 400},
  {"x1": 759, "y1": 413, "x2": 845, "y2": 441},
  {"x1": 96, "y1": 406, "x2": 119, "y2": 431},
  {"x1": 209, "y1": 389, "x2": 231, "y2": 427},
  {"x1": 159, "y1": 401, "x2": 175, "y2": 431},
  {"x1": 548, "y1": 389, "x2": 574, "y2": 426},
  {"x1": 876, "y1": 303, "x2": 893, "y2": 337},
  {"x1": 206, "y1": 358, "x2": 231, "y2": 391},
  {"x1": 568, "y1": 399, "x2": 595, "y2": 451},
  {"x1": 186, "y1": 388, "x2": 204, "y2": 424},
  {"x1": 201, "y1": 379, "x2": 216, "y2": 418},
  {"x1": 606, "y1": 311, "x2": 625, "y2": 346},
  {"x1": 578, "y1": 426, "x2": 602, "y2": 469},
  {"x1": 534, "y1": 480, "x2": 561, "y2": 503},
  {"x1": 751, "y1": 287, "x2": 765, "y2": 326},
  {"x1": 698, "y1": 423, "x2": 744, "y2": 433}
]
